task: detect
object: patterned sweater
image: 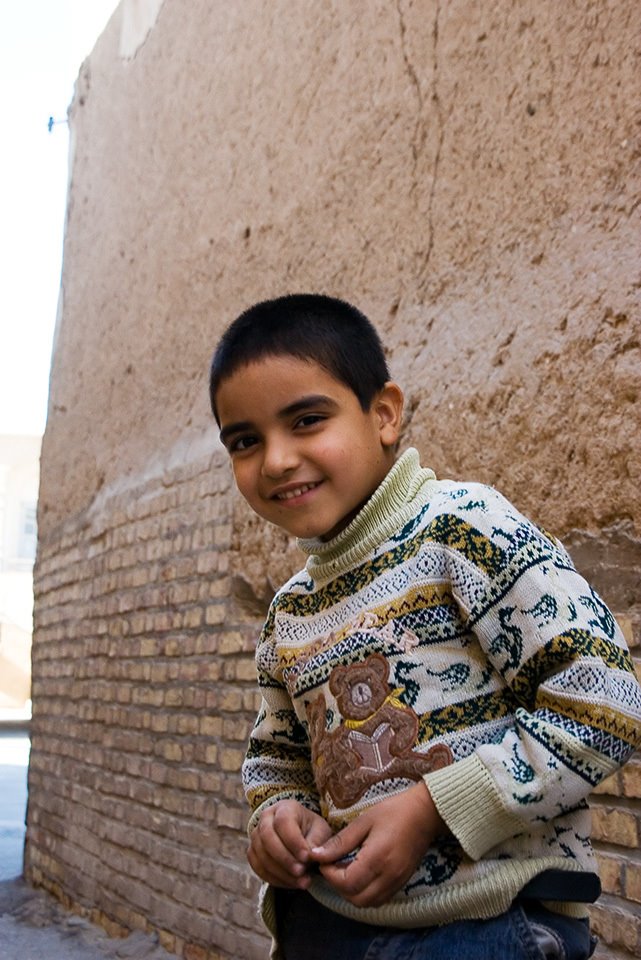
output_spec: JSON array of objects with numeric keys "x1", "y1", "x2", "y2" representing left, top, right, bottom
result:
[{"x1": 242, "y1": 448, "x2": 641, "y2": 936}]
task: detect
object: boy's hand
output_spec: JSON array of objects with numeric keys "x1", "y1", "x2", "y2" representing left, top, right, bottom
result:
[
  {"x1": 248, "y1": 799, "x2": 333, "y2": 889},
  {"x1": 309, "y1": 782, "x2": 446, "y2": 908}
]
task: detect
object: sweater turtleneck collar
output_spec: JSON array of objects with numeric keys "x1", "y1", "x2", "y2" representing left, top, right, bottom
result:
[{"x1": 297, "y1": 448, "x2": 437, "y2": 584}]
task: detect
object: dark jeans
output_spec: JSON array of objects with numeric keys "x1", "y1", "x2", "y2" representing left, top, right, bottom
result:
[{"x1": 275, "y1": 889, "x2": 597, "y2": 960}]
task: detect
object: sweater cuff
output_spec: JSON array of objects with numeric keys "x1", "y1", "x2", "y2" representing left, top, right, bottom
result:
[{"x1": 424, "y1": 753, "x2": 525, "y2": 861}]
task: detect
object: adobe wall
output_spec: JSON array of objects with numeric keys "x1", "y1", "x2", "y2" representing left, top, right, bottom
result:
[{"x1": 30, "y1": 1, "x2": 640, "y2": 957}]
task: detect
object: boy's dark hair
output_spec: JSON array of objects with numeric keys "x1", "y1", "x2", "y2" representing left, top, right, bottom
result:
[{"x1": 209, "y1": 294, "x2": 390, "y2": 422}]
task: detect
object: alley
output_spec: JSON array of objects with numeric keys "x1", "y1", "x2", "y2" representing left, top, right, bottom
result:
[{"x1": 0, "y1": 729, "x2": 174, "y2": 959}]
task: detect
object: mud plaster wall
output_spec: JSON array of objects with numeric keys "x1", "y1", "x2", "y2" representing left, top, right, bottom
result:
[
  {"x1": 30, "y1": 1, "x2": 641, "y2": 958},
  {"x1": 41, "y1": 0, "x2": 641, "y2": 567}
]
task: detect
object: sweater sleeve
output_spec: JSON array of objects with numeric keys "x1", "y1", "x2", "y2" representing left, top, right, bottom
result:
[
  {"x1": 241, "y1": 608, "x2": 321, "y2": 833},
  {"x1": 425, "y1": 501, "x2": 641, "y2": 862}
]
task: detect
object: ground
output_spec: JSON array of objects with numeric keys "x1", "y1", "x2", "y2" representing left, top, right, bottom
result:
[{"x1": 0, "y1": 876, "x2": 174, "y2": 960}]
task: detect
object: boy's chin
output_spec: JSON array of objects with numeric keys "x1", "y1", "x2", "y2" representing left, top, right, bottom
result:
[
  {"x1": 267, "y1": 501, "x2": 367, "y2": 542},
  {"x1": 267, "y1": 514, "x2": 351, "y2": 542}
]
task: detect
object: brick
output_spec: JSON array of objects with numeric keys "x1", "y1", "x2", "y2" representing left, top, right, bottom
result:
[
  {"x1": 184, "y1": 945, "x2": 208, "y2": 960},
  {"x1": 199, "y1": 772, "x2": 223, "y2": 793},
  {"x1": 205, "y1": 604, "x2": 226, "y2": 626},
  {"x1": 595, "y1": 851, "x2": 623, "y2": 895},
  {"x1": 153, "y1": 612, "x2": 174, "y2": 631},
  {"x1": 234, "y1": 658, "x2": 259, "y2": 682},
  {"x1": 591, "y1": 770, "x2": 621, "y2": 797},
  {"x1": 207, "y1": 577, "x2": 231, "y2": 599},
  {"x1": 175, "y1": 714, "x2": 199, "y2": 735},
  {"x1": 150, "y1": 663, "x2": 169, "y2": 683},
  {"x1": 196, "y1": 662, "x2": 222, "y2": 682},
  {"x1": 616, "y1": 615, "x2": 636, "y2": 649},
  {"x1": 218, "y1": 632, "x2": 244, "y2": 655},
  {"x1": 139, "y1": 638, "x2": 159, "y2": 657},
  {"x1": 217, "y1": 805, "x2": 245, "y2": 830},
  {"x1": 590, "y1": 899, "x2": 641, "y2": 953},
  {"x1": 183, "y1": 607, "x2": 203, "y2": 629},
  {"x1": 220, "y1": 748, "x2": 244, "y2": 772},
  {"x1": 154, "y1": 741, "x2": 181, "y2": 762},
  {"x1": 214, "y1": 524, "x2": 232, "y2": 546},
  {"x1": 223, "y1": 717, "x2": 252, "y2": 741},
  {"x1": 193, "y1": 633, "x2": 219, "y2": 655},
  {"x1": 591, "y1": 805, "x2": 640, "y2": 848},
  {"x1": 176, "y1": 769, "x2": 200, "y2": 791},
  {"x1": 217, "y1": 689, "x2": 243, "y2": 711},
  {"x1": 196, "y1": 552, "x2": 220, "y2": 575},
  {"x1": 235, "y1": 930, "x2": 271, "y2": 960},
  {"x1": 158, "y1": 931, "x2": 176, "y2": 953},
  {"x1": 160, "y1": 637, "x2": 181, "y2": 657},
  {"x1": 199, "y1": 716, "x2": 223, "y2": 737},
  {"x1": 231, "y1": 898, "x2": 259, "y2": 930},
  {"x1": 222, "y1": 779, "x2": 245, "y2": 804},
  {"x1": 622, "y1": 758, "x2": 641, "y2": 799},
  {"x1": 164, "y1": 688, "x2": 185, "y2": 708},
  {"x1": 627, "y1": 860, "x2": 641, "y2": 905},
  {"x1": 150, "y1": 713, "x2": 169, "y2": 733}
]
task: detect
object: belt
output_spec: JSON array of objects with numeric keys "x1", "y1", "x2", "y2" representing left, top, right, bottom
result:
[{"x1": 517, "y1": 869, "x2": 601, "y2": 903}]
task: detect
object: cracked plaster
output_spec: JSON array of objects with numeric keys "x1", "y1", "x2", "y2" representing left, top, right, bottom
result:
[{"x1": 40, "y1": 0, "x2": 641, "y2": 604}]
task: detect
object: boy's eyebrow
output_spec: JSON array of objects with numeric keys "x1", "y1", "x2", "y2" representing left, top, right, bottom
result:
[
  {"x1": 219, "y1": 420, "x2": 253, "y2": 447},
  {"x1": 279, "y1": 394, "x2": 338, "y2": 417},
  {"x1": 219, "y1": 394, "x2": 338, "y2": 447}
]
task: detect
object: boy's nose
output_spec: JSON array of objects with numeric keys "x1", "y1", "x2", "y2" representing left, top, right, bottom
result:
[{"x1": 261, "y1": 437, "x2": 299, "y2": 478}]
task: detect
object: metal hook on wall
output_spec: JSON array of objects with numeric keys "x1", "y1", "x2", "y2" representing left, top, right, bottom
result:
[{"x1": 47, "y1": 116, "x2": 68, "y2": 133}]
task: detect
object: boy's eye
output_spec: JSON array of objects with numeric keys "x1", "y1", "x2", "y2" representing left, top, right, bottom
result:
[
  {"x1": 229, "y1": 435, "x2": 258, "y2": 453},
  {"x1": 295, "y1": 414, "x2": 325, "y2": 429}
]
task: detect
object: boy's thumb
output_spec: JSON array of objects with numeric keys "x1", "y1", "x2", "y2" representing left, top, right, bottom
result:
[{"x1": 310, "y1": 830, "x2": 358, "y2": 865}]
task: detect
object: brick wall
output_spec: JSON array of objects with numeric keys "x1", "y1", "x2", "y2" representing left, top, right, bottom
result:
[
  {"x1": 26, "y1": 447, "x2": 641, "y2": 958},
  {"x1": 27, "y1": 453, "x2": 271, "y2": 959},
  {"x1": 590, "y1": 615, "x2": 641, "y2": 960}
]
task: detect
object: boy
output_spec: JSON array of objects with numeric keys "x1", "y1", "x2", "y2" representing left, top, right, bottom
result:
[{"x1": 209, "y1": 294, "x2": 641, "y2": 960}]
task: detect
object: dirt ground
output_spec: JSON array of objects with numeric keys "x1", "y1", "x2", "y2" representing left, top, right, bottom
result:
[{"x1": 0, "y1": 876, "x2": 174, "y2": 960}]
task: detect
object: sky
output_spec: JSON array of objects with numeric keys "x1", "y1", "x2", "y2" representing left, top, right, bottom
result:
[{"x1": 0, "y1": 1, "x2": 119, "y2": 436}]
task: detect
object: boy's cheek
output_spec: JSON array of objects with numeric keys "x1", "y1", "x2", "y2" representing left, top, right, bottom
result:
[
  {"x1": 231, "y1": 463, "x2": 253, "y2": 498},
  {"x1": 234, "y1": 472, "x2": 268, "y2": 515}
]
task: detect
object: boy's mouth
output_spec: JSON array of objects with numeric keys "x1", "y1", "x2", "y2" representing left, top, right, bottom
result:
[{"x1": 273, "y1": 481, "x2": 321, "y2": 501}]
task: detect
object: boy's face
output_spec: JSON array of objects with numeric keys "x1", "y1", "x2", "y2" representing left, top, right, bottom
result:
[{"x1": 216, "y1": 355, "x2": 403, "y2": 541}]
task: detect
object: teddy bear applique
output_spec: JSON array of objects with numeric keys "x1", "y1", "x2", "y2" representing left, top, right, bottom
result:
[{"x1": 307, "y1": 652, "x2": 453, "y2": 809}]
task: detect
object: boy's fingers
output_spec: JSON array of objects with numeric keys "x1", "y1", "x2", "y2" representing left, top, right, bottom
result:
[
  {"x1": 248, "y1": 851, "x2": 308, "y2": 889},
  {"x1": 304, "y1": 818, "x2": 334, "y2": 850},
  {"x1": 310, "y1": 821, "x2": 364, "y2": 863},
  {"x1": 320, "y1": 846, "x2": 411, "y2": 906},
  {"x1": 319, "y1": 850, "x2": 385, "y2": 902},
  {"x1": 258, "y1": 803, "x2": 309, "y2": 863},
  {"x1": 248, "y1": 801, "x2": 335, "y2": 888},
  {"x1": 248, "y1": 831, "x2": 310, "y2": 888},
  {"x1": 309, "y1": 835, "x2": 348, "y2": 863}
]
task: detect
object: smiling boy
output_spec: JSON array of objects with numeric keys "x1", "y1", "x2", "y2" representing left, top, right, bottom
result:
[
  {"x1": 216, "y1": 354, "x2": 402, "y2": 542},
  {"x1": 209, "y1": 294, "x2": 641, "y2": 960}
]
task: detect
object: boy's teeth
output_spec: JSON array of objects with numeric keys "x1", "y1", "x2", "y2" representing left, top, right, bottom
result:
[{"x1": 278, "y1": 483, "x2": 317, "y2": 500}]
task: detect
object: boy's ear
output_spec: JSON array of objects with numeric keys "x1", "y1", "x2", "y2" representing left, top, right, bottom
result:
[{"x1": 373, "y1": 381, "x2": 404, "y2": 447}]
